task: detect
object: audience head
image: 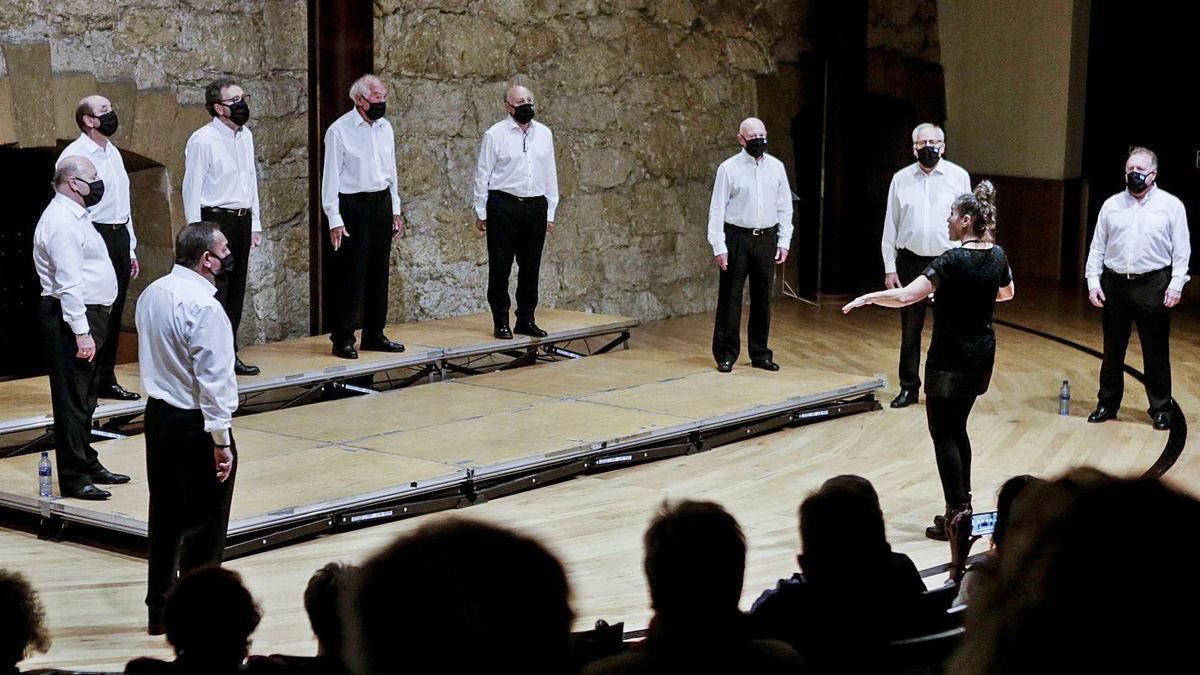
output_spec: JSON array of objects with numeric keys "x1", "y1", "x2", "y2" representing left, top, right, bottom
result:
[
  {"x1": 644, "y1": 500, "x2": 746, "y2": 622},
  {"x1": 346, "y1": 518, "x2": 572, "y2": 675},
  {"x1": 799, "y1": 475, "x2": 890, "y2": 581},
  {"x1": 953, "y1": 470, "x2": 1200, "y2": 673},
  {"x1": 305, "y1": 562, "x2": 355, "y2": 657},
  {"x1": 0, "y1": 569, "x2": 50, "y2": 669},
  {"x1": 164, "y1": 566, "x2": 262, "y2": 666},
  {"x1": 991, "y1": 474, "x2": 1040, "y2": 548}
]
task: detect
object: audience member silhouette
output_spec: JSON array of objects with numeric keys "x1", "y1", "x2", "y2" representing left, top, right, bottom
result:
[
  {"x1": 247, "y1": 563, "x2": 355, "y2": 675},
  {"x1": 945, "y1": 474, "x2": 1041, "y2": 606},
  {"x1": 0, "y1": 569, "x2": 51, "y2": 674},
  {"x1": 345, "y1": 518, "x2": 574, "y2": 675},
  {"x1": 126, "y1": 566, "x2": 263, "y2": 675},
  {"x1": 749, "y1": 476, "x2": 925, "y2": 674},
  {"x1": 951, "y1": 470, "x2": 1200, "y2": 673},
  {"x1": 584, "y1": 500, "x2": 805, "y2": 675}
]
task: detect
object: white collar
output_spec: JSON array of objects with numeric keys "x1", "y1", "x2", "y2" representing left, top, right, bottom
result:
[
  {"x1": 171, "y1": 264, "x2": 218, "y2": 294},
  {"x1": 53, "y1": 192, "x2": 89, "y2": 219}
]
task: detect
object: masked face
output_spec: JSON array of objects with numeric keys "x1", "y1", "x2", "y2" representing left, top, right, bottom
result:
[
  {"x1": 1126, "y1": 170, "x2": 1153, "y2": 194},
  {"x1": 917, "y1": 145, "x2": 941, "y2": 168},
  {"x1": 207, "y1": 249, "x2": 235, "y2": 277},
  {"x1": 744, "y1": 137, "x2": 768, "y2": 158},
  {"x1": 95, "y1": 110, "x2": 119, "y2": 137},
  {"x1": 511, "y1": 103, "x2": 535, "y2": 125},
  {"x1": 365, "y1": 100, "x2": 386, "y2": 121},
  {"x1": 226, "y1": 99, "x2": 251, "y2": 127},
  {"x1": 74, "y1": 176, "x2": 105, "y2": 207}
]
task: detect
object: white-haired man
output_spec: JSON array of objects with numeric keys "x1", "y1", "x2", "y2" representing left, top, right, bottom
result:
[
  {"x1": 707, "y1": 117, "x2": 793, "y2": 373},
  {"x1": 472, "y1": 84, "x2": 559, "y2": 339},
  {"x1": 33, "y1": 156, "x2": 127, "y2": 500},
  {"x1": 1085, "y1": 147, "x2": 1190, "y2": 430},
  {"x1": 321, "y1": 73, "x2": 405, "y2": 359},
  {"x1": 880, "y1": 123, "x2": 971, "y2": 408},
  {"x1": 57, "y1": 94, "x2": 141, "y2": 402},
  {"x1": 182, "y1": 78, "x2": 263, "y2": 376}
]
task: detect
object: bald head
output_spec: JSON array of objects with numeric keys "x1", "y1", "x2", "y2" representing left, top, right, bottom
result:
[
  {"x1": 75, "y1": 95, "x2": 114, "y2": 134},
  {"x1": 54, "y1": 156, "x2": 97, "y2": 188},
  {"x1": 505, "y1": 86, "x2": 533, "y2": 107},
  {"x1": 739, "y1": 117, "x2": 766, "y2": 138}
]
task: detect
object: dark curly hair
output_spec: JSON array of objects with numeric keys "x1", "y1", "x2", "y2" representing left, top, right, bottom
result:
[
  {"x1": 0, "y1": 569, "x2": 51, "y2": 667},
  {"x1": 953, "y1": 180, "x2": 998, "y2": 240}
]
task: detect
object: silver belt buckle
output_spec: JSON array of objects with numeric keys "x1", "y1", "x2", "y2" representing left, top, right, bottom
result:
[{"x1": 751, "y1": 228, "x2": 764, "y2": 236}]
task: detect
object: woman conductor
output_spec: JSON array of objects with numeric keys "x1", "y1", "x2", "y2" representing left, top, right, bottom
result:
[{"x1": 843, "y1": 181, "x2": 1015, "y2": 539}]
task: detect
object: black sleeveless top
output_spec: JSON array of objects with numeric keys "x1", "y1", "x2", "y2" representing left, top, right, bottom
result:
[{"x1": 921, "y1": 245, "x2": 1012, "y2": 398}]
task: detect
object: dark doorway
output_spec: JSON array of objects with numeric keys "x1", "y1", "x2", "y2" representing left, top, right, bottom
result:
[
  {"x1": 1083, "y1": 3, "x2": 1200, "y2": 280},
  {"x1": 0, "y1": 147, "x2": 55, "y2": 378}
]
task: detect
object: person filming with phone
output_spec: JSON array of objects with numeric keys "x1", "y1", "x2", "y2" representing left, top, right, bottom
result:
[{"x1": 945, "y1": 474, "x2": 1042, "y2": 607}]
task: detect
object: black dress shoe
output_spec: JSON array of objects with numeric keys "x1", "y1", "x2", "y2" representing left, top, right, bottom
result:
[
  {"x1": 1087, "y1": 405, "x2": 1117, "y2": 423},
  {"x1": 513, "y1": 321, "x2": 548, "y2": 338},
  {"x1": 63, "y1": 484, "x2": 111, "y2": 500},
  {"x1": 91, "y1": 468, "x2": 131, "y2": 485},
  {"x1": 361, "y1": 334, "x2": 405, "y2": 352},
  {"x1": 1153, "y1": 411, "x2": 1172, "y2": 431},
  {"x1": 234, "y1": 356, "x2": 260, "y2": 376},
  {"x1": 890, "y1": 388, "x2": 919, "y2": 408},
  {"x1": 494, "y1": 324, "x2": 513, "y2": 339},
  {"x1": 332, "y1": 343, "x2": 359, "y2": 360},
  {"x1": 717, "y1": 361, "x2": 733, "y2": 373},
  {"x1": 751, "y1": 359, "x2": 780, "y2": 372},
  {"x1": 98, "y1": 383, "x2": 141, "y2": 401},
  {"x1": 148, "y1": 607, "x2": 165, "y2": 636}
]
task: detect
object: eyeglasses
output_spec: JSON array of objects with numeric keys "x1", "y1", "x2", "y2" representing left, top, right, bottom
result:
[
  {"x1": 913, "y1": 140, "x2": 944, "y2": 149},
  {"x1": 220, "y1": 93, "x2": 250, "y2": 105}
]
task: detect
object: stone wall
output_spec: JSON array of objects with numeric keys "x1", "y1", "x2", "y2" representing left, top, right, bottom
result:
[
  {"x1": 0, "y1": 0, "x2": 308, "y2": 345},
  {"x1": 374, "y1": 0, "x2": 808, "y2": 322}
]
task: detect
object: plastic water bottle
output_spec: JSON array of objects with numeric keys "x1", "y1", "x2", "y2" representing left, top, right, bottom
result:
[
  {"x1": 38, "y1": 451, "x2": 53, "y2": 498},
  {"x1": 1059, "y1": 380, "x2": 1071, "y2": 416}
]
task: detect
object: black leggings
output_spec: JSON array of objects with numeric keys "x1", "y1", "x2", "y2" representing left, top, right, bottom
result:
[{"x1": 926, "y1": 395, "x2": 977, "y2": 507}]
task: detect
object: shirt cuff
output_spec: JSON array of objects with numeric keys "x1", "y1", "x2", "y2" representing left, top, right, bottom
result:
[
  {"x1": 1086, "y1": 276, "x2": 1101, "y2": 292},
  {"x1": 776, "y1": 238, "x2": 789, "y2": 250},
  {"x1": 209, "y1": 428, "x2": 232, "y2": 447},
  {"x1": 251, "y1": 220, "x2": 262, "y2": 233},
  {"x1": 1169, "y1": 276, "x2": 1188, "y2": 293},
  {"x1": 328, "y1": 213, "x2": 345, "y2": 230},
  {"x1": 546, "y1": 209, "x2": 556, "y2": 222},
  {"x1": 130, "y1": 248, "x2": 138, "y2": 260},
  {"x1": 67, "y1": 316, "x2": 90, "y2": 335},
  {"x1": 475, "y1": 206, "x2": 488, "y2": 221},
  {"x1": 711, "y1": 242, "x2": 728, "y2": 257}
]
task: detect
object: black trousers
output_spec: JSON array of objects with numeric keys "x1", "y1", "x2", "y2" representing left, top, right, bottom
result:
[
  {"x1": 1098, "y1": 267, "x2": 1173, "y2": 414},
  {"x1": 38, "y1": 298, "x2": 109, "y2": 492},
  {"x1": 896, "y1": 249, "x2": 936, "y2": 391},
  {"x1": 93, "y1": 222, "x2": 131, "y2": 387},
  {"x1": 712, "y1": 225, "x2": 776, "y2": 364},
  {"x1": 202, "y1": 207, "x2": 252, "y2": 352},
  {"x1": 144, "y1": 398, "x2": 237, "y2": 613},
  {"x1": 926, "y1": 395, "x2": 976, "y2": 507},
  {"x1": 486, "y1": 191, "x2": 547, "y2": 326},
  {"x1": 330, "y1": 190, "x2": 394, "y2": 347}
]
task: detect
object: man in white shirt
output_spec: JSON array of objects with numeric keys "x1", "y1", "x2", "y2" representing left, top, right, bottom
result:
[
  {"x1": 136, "y1": 222, "x2": 239, "y2": 635},
  {"x1": 183, "y1": 79, "x2": 263, "y2": 376},
  {"x1": 321, "y1": 73, "x2": 406, "y2": 359},
  {"x1": 33, "y1": 156, "x2": 128, "y2": 500},
  {"x1": 707, "y1": 117, "x2": 793, "y2": 373},
  {"x1": 473, "y1": 84, "x2": 559, "y2": 339},
  {"x1": 57, "y1": 94, "x2": 141, "y2": 402},
  {"x1": 880, "y1": 123, "x2": 971, "y2": 408},
  {"x1": 1084, "y1": 147, "x2": 1191, "y2": 430}
]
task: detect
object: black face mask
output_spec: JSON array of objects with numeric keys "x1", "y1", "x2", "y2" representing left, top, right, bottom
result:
[
  {"x1": 210, "y1": 250, "x2": 236, "y2": 277},
  {"x1": 917, "y1": 146, "x2": 941, "y2": 168},
  {"x1": 95, "y1": 111, "x2": 119, "y2": 137},
  {"x1": 745, "y1": 138, "x2": 768, "y2": 158},
  {"x1": 365, "y1": 101, "x2": 387, "y2": 121},
  {"x1": 226, "y1": 100, "x2": 251, "y2": 127},
  {"x1": 511, "y1": 103, "x2": 535, "y2": 125},
  {"x1": 1126, "y1": 170, "x2": 1151, "y2": 194},
  {"x1": 78, "y1": 178, "x2": 105, "y2": 207}
]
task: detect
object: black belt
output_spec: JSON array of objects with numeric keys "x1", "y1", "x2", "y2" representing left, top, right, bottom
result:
[
  {"x1": 202, "y1": 205, "x2": 251, "y2": 218},
  {"x1": 489, "y1": 190, "x2": 546, "y2": 203},
  {"x1": 1104, "y1": 266, "x2": 1168, "y2": 281},
  {"x1": 43, "y1": 297, "x2": 110, "y2": 314},
  {"x1": 339, "y1": 188, "x2": 390, "y2": 200},
  {"x1": 93, "y1": 220, "x2": 129, "y2": 230},
  {"x1": 725, "y1": 223, "x2": 778, "y2": 237}
]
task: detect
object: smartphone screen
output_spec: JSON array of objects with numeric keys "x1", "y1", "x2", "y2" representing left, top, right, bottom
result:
[{"x1": 971, "y1": 510, "x2": 998, "y2": 537}]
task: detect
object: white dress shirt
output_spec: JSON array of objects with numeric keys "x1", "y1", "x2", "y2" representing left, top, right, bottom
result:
[
  {"x1": 136, "y1": 265, "x2": 239, "y2": 445},
  {"x1": 706, "y1": 150, "x2": 795, "y2": 256},
  {"x1": 321, "y1": 109, "x2": 402, "y2": 230},
  {"x1": 57, "y1": 133, "x2": 137, "y2": 258},
  {"x1": 473, "y1": 117, "x2": 559, "y2": 221},
  {"x1": 880, "y1": 159, "x2": 971, "y2": 273},
  {"x1": 1085, "y1": 185, "x2": 1191, "y2": 293},
  {"x1": 33, "y1": 193, "x2": 118, "y2": 335},
  {"x1": 183, "y1": 118, "x2": 262, "y2": 232}
]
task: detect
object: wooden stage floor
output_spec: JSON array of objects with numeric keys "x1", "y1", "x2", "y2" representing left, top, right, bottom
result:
[
  {"x1": 0, "y1": 348, "x2": 880, "y2": 542},
  {"x1": 0, "y1": 308, "x2": 636, "y2": 437},
  {"x1": 6, "y1": 289, "x2": 1197, "y2": 671}
]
